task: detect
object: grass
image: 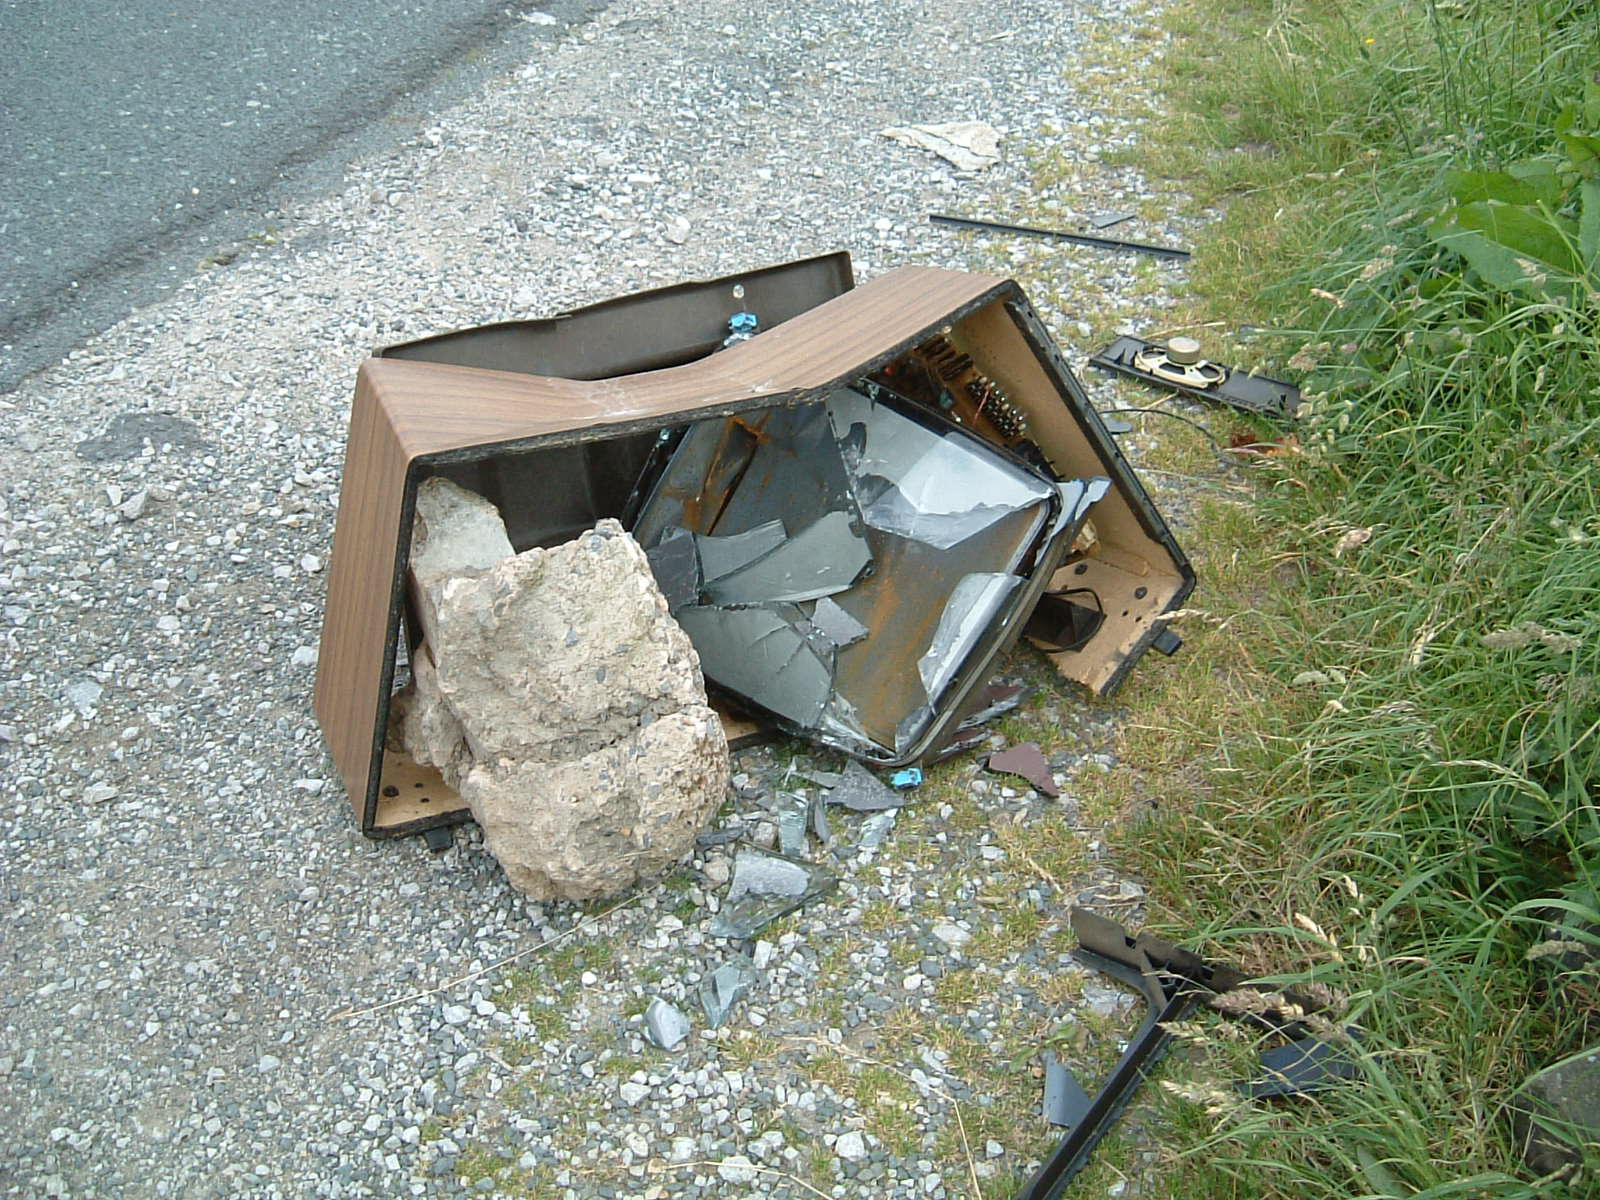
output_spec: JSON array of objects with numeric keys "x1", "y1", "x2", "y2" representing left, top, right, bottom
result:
[{"x1": 1015, "y1": 0, "x2": 1600, "y2": 1195}]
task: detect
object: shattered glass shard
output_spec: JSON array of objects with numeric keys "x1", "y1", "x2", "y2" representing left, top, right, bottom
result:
[
  {"x1": 957, "y1": 683, "x2": 1029, "y2": 730},
  {"x1": 859, "y1": 808, "x2": 897, "y2": 850},
  {"x1": 826, "y1": 759, "x2": 905, "y2": 812},
  {"x1": 708, "y1": 847, "x2": 836, "y2": 940},
  {"x1": 809, "y1": 596, "x2": 869, "y2": 648},
  {"x1": 827, "y1": 385, "x2": 1053, "y2": 547},
  {"x1": 645, "y1": 996, "x2": 691, "y2": 1051},
  {"x1": 725, "y1": 847, "x2": 812, "y2": 899},
  {"x1": 808, "y1": 789, "x2": 832, "y2": 847},
  {"x1": 696, "y1": 520, "x2": 788, "y2": 584},
  {"x1": 699, "y1": 955, "x2": 757, "y2": 1029},
  {"x1": 644, "y1": 525, "x2": 702, "y2": 612},
  {"x1": 704, "y1": 511, "x2": 871, "y2": 605},
  {"x1": 776, "y1": 791, "x2": 809, "y2": 857},
  {"x1": 674, "y1": 606, "x2": 833, "y2": 729},
  {"x1": 919, "y1": 574, "x2": 1023, "y2": 702},
  {"x1": 710, "y1": 403, "x2": 861, "y2": 537},
  {"x1": 856, "y1": 479, "x2": 1031, "y2": 551},
  {"x1": 1044, "y1": 477, "x2": 1111, "y2": 543},
  {"x1": 1043, "y1": 1052, "x2": 1092, "y2": 1127}
]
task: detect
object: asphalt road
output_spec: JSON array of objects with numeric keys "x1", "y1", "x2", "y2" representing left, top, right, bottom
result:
[{"x1": 0, "y1": 0, "x2": 602, "y2": 392}]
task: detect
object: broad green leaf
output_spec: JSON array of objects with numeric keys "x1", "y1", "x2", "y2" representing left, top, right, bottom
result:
[
  {"x1": 1445, "y1": 168, "x2": 1544, "y2": 206},
  {"x1": 1585, "y1": 78, "x2": 1600, "y2": 128},
  {"x1": 1504, "y1": 158, "x2": 1566, "y2": 204},
  {"x1": 1581, "y1": 178, "x2": 1600, "y2": 277},
  {"x1": 1559, "y1": 131, "x2": 1600, "y2": 174},
  {"x1": 1428, "y1": 220, "x2": 1579, "y2": 302},
  {"x1": 1450, "y1": 201, "x2": 1583, "y2": 274}
]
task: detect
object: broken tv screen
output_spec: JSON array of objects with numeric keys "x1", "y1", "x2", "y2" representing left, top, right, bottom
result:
[{"x1": 634, "y1": 384, "x2": 1105, "y2": 762}]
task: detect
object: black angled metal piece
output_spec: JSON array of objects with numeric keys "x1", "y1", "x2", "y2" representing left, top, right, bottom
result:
[{"x1": 1016, "y1": 910, "x2": 1329, "y2": 1200}]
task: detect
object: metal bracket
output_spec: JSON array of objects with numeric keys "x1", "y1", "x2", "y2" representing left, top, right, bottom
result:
[{"x1": 1016, "y1": 910, "x2": 1326, "y2": 1199}]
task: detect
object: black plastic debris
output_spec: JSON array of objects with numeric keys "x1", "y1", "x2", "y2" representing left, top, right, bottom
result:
[
  {"x1": 928, "y1": 213, "x2": 1190, "y2": 261},
  {"x1": 987, "y1": 742, "x2": 1060, "y2": 797},
  {"x1": 1244, "y1": 1034, "x2": 1361, "y2": 1098},
  {"x1": 422, "y1": 826, "x2": 454, "y2": 853},
  {"x1": 708, "y1": 847, "x2": 836, "y2": 940},
  {"x1": 700, "y1": 956, "x2": 757, "y2": 1029},
  {"x1": 645, "y1": 997, "x2": 691, "y2": 1051},
  {"x1": 1043, "y1": 1052, "x2": 1093, "y2": 1128},
  {"x1": 1089, "y1": 335, "x2": 1301, "y2": 420},
  {"x1": 827, "y1": 759, "x2": 907, "y2": 812},
  {"x1": 1018, "y1": 910, "x2": 1337, "y2": 1200}
]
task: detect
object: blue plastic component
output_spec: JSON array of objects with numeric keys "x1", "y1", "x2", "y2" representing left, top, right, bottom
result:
[{"x1": 888, "y1": 766, "x2": 923, "y2": 791}]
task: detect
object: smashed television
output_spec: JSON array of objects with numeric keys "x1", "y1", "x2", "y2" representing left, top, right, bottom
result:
[{"x1": 314, "y1": 253, "x2": 1193, "y2": 836}]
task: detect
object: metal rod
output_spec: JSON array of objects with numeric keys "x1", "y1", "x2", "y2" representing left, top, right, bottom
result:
[{"x1": 927, "y1": 213, "x2": 1190, "y2": 260}]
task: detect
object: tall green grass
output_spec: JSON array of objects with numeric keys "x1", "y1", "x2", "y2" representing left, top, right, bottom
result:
[{"x1": 1115, "y1": 0, "x2": 1600, "y2": 1194}]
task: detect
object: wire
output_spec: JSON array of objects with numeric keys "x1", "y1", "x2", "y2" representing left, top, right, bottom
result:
[{"x1": 1099, "y1": 406, "x2": 1229, "y2": 457}]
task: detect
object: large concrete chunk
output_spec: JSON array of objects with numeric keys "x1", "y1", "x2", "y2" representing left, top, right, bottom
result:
[
  {"x1": 461, "y1": 707, "x2": 727, "y2": 901},
  {"x1": 396, "y1": 493, "x2": 728, "y2": 901},
  {"x1": 409, "y1": 476, "x2": 514, "y2": 581},
  {"x1": 416, "y1": 519, "x2": 710, "y2": 764}
]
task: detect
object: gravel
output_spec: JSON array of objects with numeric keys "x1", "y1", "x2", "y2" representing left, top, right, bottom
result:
[{"x1": 0, "y1": 0, "x2": 1207, "y2": 1196}]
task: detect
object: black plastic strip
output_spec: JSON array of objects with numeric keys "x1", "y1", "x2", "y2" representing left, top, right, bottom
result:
[{"x1": 928, "y1": 214, "x2": 1190, "y2": 261}]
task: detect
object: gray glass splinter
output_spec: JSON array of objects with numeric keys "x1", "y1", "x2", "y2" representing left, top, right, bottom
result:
[
  {"x1": 699, "y1": 955, "x2": 757, "y2": 1029},
  {"x1": 674, "y1": 606, "x2": 833, "y2": 729},
  {"x1": 776, "y1": 792, "x2": 809, "y2": 857},
  {"x1": 696, "y1": 520, "x2": 788, "y2": 584},
  {"x1": 918, "y1": 573, "x2": 1023, "y2": 702},
  {"x1": 859, "y1": 809, "x2": 897, "y2": 850},
  {"x1": 810, "y1": 596, "x2": 868, "y2": 648},
  {"x1": 645, "y1": 526, "x2": 702, "y2": 612},
  {"x1": 826, "y1": 759, "x2": 905, "y2": 812},
  {"x1": 704, "y1": 511, "x2": 870, "y2": 606},
  {"x1": 809, "y1": 790, "x2": 832, "y2": 847},
  {"x1": 707, "y1": 848, "x2": 836, "y2": 939},
  {"x1": 826, "y1": 387, "x2": 1053, "y2": 550}
]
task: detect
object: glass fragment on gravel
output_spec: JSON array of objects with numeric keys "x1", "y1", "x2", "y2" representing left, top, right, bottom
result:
[
  {"x1": 699, "y1": 955, "x2": 757, "y2": 1029},
  {"x1": 644, "y1": 996, "x2": 690, "y2": 1051},
  {"x1": 825, "y1": 759, "x2": 906, "y2": 812},
  {"x1": 707, "y1": 846, "x2": 836, "y2": 940}
]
